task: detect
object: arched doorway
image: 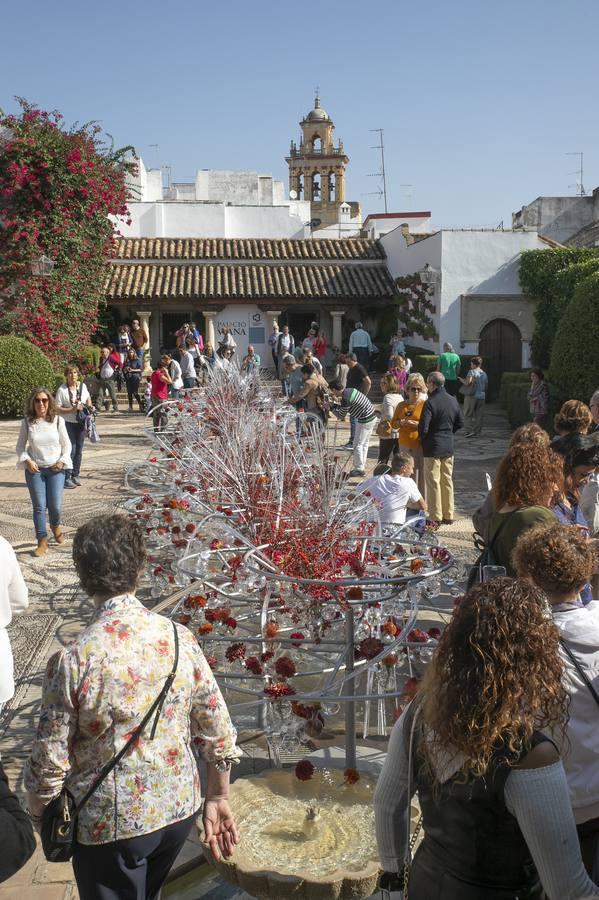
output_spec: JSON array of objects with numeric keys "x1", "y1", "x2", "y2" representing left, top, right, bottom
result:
[{"x1": 478, "y1": 318, "x2": 522, "y2": 400}]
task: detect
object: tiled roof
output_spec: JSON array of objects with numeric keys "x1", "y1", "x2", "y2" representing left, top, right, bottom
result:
[
  {"x1": 113, "y1": 237, "x2": 385, "y2": 262},
  {"x1": 106, "y1": 263, "x2": 395, "y2": 302}
]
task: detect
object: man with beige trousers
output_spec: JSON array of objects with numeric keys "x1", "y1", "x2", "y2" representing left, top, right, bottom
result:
[{"x1": 418, "y1": 372, "x2": 463, "y2": 525}]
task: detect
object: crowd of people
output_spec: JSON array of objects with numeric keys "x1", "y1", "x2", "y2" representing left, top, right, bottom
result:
[{"x1": 4, "y1": 314, "x2": 599, "y2": 898}]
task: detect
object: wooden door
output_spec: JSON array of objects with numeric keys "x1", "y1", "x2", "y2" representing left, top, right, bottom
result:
[{"x1": 478, "y1": 318, "x2": 522, "y2": 400}]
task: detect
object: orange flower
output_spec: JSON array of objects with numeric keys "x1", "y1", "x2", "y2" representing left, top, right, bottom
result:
[
  {"x1": 343, "y1": 767, "x2": 360, "y2": 785},
  {"x1": 410, "y1": 558, "x2": 423, "y2": 574},
  {"x1": 264, "y1": 622, "x2": 279, "y2": 640},
  {"x1": 199, "y1": 623, "x2": 213, "y2": 635}
]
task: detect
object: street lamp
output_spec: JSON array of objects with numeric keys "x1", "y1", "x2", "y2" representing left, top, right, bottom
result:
[
  {"x1": 31, "y1": 254, "x2": 56, "y2": 277},
  {"x1": 418, "y1": 263, "x2": 439, "y2": 286}
]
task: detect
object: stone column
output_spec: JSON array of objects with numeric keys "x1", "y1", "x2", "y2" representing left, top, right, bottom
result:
[
  {"x1": 266, "y1": 310, "x2": 282, "y2": 370},
  {"x1": 136, "y1": 310, "x2": 153, "y2": 376},
  {"x1": 203, "y1": 311, "x2": 216, "y2": 348},
  {"x1": 321, "y1": 172, "x2": 329, "y2": 209},
  {"x1": 330, "y1": 310, "x2": 345, "y2": 352},
  {"x1": 336, "y1": 168, "x2": 346, "y2": 203},
  {"x1": 303, "y1": 169, "x2": 312, "y2": 202}
]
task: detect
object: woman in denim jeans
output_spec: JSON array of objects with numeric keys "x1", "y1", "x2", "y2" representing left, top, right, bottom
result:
[
  {"x1": 55, "y1": 364, "x2": 93, "y2": 487},
  {"x1": 15, "y1": 388, "x2": 72, "y2": 557}
]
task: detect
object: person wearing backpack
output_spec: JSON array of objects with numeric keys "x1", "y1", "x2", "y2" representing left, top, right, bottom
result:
[
  {"x1": 288, "y1": 363, "x2": 329, "y2": 428},
  {"x1": 55, "y1": 364, "x2": 93, "y2": 488},
  {"x1": 486, "y1": 442, "x2": 562, "y2": 576}
]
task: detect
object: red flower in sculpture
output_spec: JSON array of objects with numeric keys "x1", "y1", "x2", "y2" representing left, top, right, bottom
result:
[
  {"x1": 343, "y1": 767, "x2": 360, "y2": 785},
  {"x1": 295, "y1": 760, "x2": 315, "y2": 781},
  {"x1": 274, "y1": 656, "x2": 296, "y2": 679},
  {"x1": 225, "y1": 642, "x2": 246, "y2": 663},
  {"x1": 245, "y1": 656, "x2": 263, "y2": 675},
  {"x1": 357, "y1": 637, "x2": 384, "y2": 660},
  {"x1": 264, "y1": 682, "x2": 296, "y2": 699}
]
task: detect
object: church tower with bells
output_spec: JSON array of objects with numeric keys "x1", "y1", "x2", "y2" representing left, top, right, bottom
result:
[{"x1": 286, "y1": 94, "x2": 353, "y2": 229}]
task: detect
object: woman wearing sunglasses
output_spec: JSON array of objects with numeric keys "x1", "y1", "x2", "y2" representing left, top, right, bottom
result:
[
  {"x1": 391, "y1": 373, "x2": 428, "y2": 496},
  {"x1": 16, "y1": 388, "x2": 72, "y2": 557}
]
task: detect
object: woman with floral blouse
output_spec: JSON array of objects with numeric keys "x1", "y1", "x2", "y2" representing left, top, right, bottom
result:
[{"x1": 24, "y1": 514, "x2": 241, "y2": 900}]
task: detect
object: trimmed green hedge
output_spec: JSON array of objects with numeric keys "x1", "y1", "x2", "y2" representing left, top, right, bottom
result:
[
  {"x1": 519, "y1": 248, "x2": 599, "y2": 368},
  {"x1": 549, "y1": 271, "x2": 599, "y2": 403},
  {"x1": 499, "y1": 371, "x2": 531, "y2": 408},
  {"x1": 0, "y1": 336, "x2": 56, "y2": 417},
  {"x1": 503, "y1": 379, "x2": 566, "y2": 433}
]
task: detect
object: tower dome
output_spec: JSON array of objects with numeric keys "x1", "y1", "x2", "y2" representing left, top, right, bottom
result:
[{"x1": 306, "y1": 95, "x2": 329, "y2": 122}]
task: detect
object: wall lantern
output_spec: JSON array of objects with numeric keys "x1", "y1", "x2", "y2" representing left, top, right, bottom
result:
[
  {"x1": 418, "y1": 263, "x2": 440, "y2": 285},
  {"x1": 31, "y1": 255, "x2": 56, "y2": 276}
]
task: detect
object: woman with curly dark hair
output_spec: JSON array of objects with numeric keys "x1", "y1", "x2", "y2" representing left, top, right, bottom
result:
[
  {"x1": 25, "y1": 514, "x2": 240, "y2": 900},
  {"x1": 514, "y1": 522, "x2": 599, "y2": 876},
  {"x1": 486, "y1": 443, "x2": 563, "y2": 575},
  {"x1": 374, "y1": 578, "x2": 599, "y2": 899}
]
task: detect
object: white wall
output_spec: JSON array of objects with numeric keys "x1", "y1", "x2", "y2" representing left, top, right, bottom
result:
[
  {"x1": 381, "y1": 229, "x2": 442, "y2": 352},
  {"x1": 438, "y1": 230, "x2": 545, "y2": 354},
  {"x1": 365, "y1": 215, "x2": 432, "y2": 239},
  {"x1": 215, "y1": 304, "x2": 269, "y2": 363},
  {"x1": 117, "y1": 201, "x2": 311, "y2": 239}
]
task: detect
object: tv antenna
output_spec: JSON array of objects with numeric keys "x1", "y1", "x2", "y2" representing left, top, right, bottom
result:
[
  {"x1": 364, "y1": 128, "x2": 388, "y2": 212},
  {"x1": 566, "y1": 151, "x2": 586, "y2": 196}
]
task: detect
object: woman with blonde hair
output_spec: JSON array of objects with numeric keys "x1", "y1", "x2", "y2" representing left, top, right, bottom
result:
[
  {"x1": 554, "y1": 400, "x2": 593, "y2": 436},
  {"x1": 375, "y1": 578, "x2": 599, "y2": 899},
  {"x1": 16, "y1": 388, "x2": 72, "y2": 556},
  {"x1": 391, "y1": 373, "x2": 427, "y2": 495}
]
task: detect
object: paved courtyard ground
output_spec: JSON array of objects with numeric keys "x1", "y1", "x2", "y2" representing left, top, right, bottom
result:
[{"x1": 0, "y1": 402, "x2": 511, "y2": 899}]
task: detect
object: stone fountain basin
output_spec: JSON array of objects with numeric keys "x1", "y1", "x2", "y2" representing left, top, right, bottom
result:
[{"x1": 203, "y1": 768, "x2": 381, "y2": 899}]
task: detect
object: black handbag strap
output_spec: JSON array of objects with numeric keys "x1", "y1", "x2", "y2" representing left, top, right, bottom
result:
[
  {"x1": 72, "y1": 620, "x2": 179, "y2": 818},
  {"x1": 560, "y1": 638, "x2": 599, "y2": 707}
]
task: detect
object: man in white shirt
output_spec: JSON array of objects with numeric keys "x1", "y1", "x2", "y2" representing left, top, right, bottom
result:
[
  {"x1": 356, "y1": 451, "x2": 427, "y2": 525},
  {"x1": 348, "y1": 322, "x2": 374, "y2": 371}
]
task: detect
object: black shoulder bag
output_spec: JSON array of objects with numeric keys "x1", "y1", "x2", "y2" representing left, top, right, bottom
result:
[
  {"x1": 41, "y1": 620, "x2": 179, "y2": 862},
  {"x1": 466, "y1": 510, "x2": 516, "y2": 591}
]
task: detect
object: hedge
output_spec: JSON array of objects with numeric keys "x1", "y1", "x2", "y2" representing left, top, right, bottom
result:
[
  {"x1": 548, "y1": 271, "x2": 599, "y2": 403},
  {"x1": 499, "y1": 371, "x2": 531, "y2": 408},
  {"x1": 503, "y1": 379, "x2": 566, "y2": 433},
  {"x1": 519, "y1": 247, "x2": 599, "y2": 368},
  {"x1": 0, "y1": 336, "x2": 56, "y2": 417}
]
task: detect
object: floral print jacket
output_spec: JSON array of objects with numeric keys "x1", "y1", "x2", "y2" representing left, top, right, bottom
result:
[{"x1": 24, "y1": 594, "x2": 240, "y2": 845}]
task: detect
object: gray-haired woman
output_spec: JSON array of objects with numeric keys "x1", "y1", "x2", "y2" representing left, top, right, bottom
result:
[{"x1": 25, "y1": 514, "x2": 240, "y2": 900}]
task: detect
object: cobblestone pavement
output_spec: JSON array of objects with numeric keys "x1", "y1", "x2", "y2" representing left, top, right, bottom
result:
[{"x1": 0, "y1": 402, "x2": 511, "y2": 898}]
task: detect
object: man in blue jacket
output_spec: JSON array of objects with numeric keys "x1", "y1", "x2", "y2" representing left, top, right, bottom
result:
[{"x1": 418, "y1": 372, "x2": 463, "y2": 524}]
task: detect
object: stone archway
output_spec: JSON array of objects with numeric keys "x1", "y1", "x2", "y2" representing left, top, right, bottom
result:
[{"x1": 478, "y1": 318, "x2": 522, "y2": 400}]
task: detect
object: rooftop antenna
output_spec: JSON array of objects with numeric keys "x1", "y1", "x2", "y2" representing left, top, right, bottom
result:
[
  {"x1": 367, "y1": 128, "x2": 388, "y2": 213},
  {"x1": 566, "y1": 151, "x2": 586, "y2": 196},
  {"x1": 161, "y1": 165, "x2": 172, "y2": 189}
]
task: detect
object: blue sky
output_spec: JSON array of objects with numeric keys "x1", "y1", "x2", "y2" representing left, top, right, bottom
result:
[{"x1": 2, "y1": 0, "x2": 598, "y2": 225}]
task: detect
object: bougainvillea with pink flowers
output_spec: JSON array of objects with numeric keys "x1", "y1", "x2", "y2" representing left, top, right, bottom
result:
[{"x1": 0, "y1": 98, "x2": 134, "y2": 363}]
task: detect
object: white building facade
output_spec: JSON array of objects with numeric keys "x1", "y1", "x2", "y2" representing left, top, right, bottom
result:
[{"x1": 381, "y1": 226, "x2": 555, "y2": 389}]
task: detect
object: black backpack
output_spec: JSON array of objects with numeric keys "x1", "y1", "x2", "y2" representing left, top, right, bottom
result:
[{"x1": 466, "y1": 511, "x2": 516, "y2": 591}]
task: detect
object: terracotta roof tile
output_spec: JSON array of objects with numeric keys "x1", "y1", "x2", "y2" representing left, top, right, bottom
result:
[
  {"x1": 106, "y1": 262, "x2": 395, "y2": 302},
  {"x1": 113, "y1": 236, "x2": 385, "y2": 261}
]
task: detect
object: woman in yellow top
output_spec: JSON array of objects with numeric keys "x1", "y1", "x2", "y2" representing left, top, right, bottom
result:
[{"x1": 391, "y1": 372, "x2": 427, "y2": 496}]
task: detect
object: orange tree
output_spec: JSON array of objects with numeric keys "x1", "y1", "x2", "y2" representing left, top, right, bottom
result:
[{"x1": 0, "y1": 98, "x2": 134, "y2": 364}]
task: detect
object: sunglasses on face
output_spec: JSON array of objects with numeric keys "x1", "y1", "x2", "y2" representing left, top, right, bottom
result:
[{"x1": 35, "y1": 398, "x2": 49, "y2": 404}]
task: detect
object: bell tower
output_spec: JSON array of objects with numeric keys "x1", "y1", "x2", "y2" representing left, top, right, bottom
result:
[{"x1": 286, "y1": 94, "x2": 350, "y2": 229}]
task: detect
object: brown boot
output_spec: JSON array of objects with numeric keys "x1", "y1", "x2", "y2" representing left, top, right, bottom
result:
[
  {"x1": 51, "y1": 526, "x2": 65, "y2": 544},
  {"x1": 33, "y1": 537, "x2": 49, "y2": 557}
]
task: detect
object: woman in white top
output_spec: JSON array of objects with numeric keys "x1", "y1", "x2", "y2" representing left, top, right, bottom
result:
[
  {"x1": 377, "y1": 373, "x2": 403, "y2": 467},
  {"x1": 15, "y1": 388, "x2": 72, "y2": 557},
  {"x1": 55, "y1": 364, "x2": 92, "y2": 489},
  {"x1": 161, "y1": 353, "x2": 183, "y2": 399},
  {"x1": 0, "y1": 536, "x2": 28, "y2": 714},
  {"x1": 513, "y1": 523, "x2": 599, "y2": 877}
]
